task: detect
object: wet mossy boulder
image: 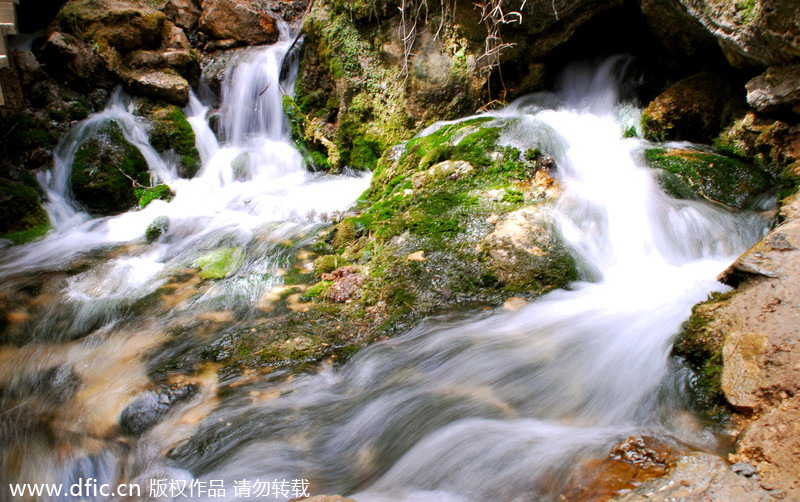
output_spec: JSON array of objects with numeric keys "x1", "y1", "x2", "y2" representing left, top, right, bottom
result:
[
  {"x1": 145, "y1": 215, "x2": 170, "y2": 242},
  {"x1": 672, "y1": 290, "x2": 737, "y2": 418},
  {"x1": 641, "y1": 73, "x2": 744, "y2": 143},
  {"x1": 644, "y1": 147, "x2": 777, "y2": 209},
  {"x1": 70, "y1": 120, "x2": 150, "y2": 215},
  {"x1": 0, "y1": 177, "x2": 50, "y2": 245},
  {"x1": 144, "y1": 103, "x2": 200, "y2": 178},
  {"x1": 304, "y1": 118, "x2": 575, "y2": 325}
]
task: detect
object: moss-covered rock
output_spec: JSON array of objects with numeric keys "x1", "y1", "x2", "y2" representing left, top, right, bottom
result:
[
  {"x1": 715, "y1": 112, "x2": 800, "y2": 203},
  {"x1": 641, "y1": 73, "x2": 744, "y2": 143},
  {"x1": 145, "y1": 215, "x2": 169, "y2": 242},
  {"x1": 0, "y1": 178, "x2": 50, "y2": 245},
  {"x1": 70, "y1": 120, "x2": 151, "y2": 215},
  {"x1": 643, "y1": 147, "x2": 777, "y2": 208},
  {"x1": 143, "y1": 103, "x2": 200, "y2": 178},
  {"x1": 57, "y1": 0, "x2": 166, "y2": 53},
  {"x1": 194, "y1": 247, "x2": 243, "y2": 280},
  {"x1": 137, "y1": 183, "x2": 175, "y2": 208},
  {"x1": 672, "y1": 290, "x2": 737, "y2": 418}
]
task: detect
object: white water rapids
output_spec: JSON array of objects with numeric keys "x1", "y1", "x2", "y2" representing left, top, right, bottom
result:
[{"x1": 0, "y1": 37, "x2": 768, "y2": 502}]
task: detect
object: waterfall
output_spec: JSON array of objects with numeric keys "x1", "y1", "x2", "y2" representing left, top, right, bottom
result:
[
  {"x1": 0, "y1": 43, "x2": 769, "y2": 500},
  {"x1": 149, "y1": 60, "x2": 766, "y2": 501}
]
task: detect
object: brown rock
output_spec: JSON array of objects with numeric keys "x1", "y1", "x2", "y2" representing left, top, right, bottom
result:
[
  {"x1": 641, "y1": 72, "x2": 744, "y2": 142},
  {"x1": 125, "y1": 69, "x2": 190, "y2": 106},
  {"x1": 199, "y1": 0, "x2": 279, "y2": 46},
  {"x1": 40, "y1": 31, "x2": 107, "y2": 86},
  {"x1": 321, "y1": 266, "x2": 364, "y2": 303},
  {"x1": 163, "y1": 0, "x2": 201, "y2": 30},
  {"x1": 162, "y1": 20, "x2": 191, "y2": 49}
]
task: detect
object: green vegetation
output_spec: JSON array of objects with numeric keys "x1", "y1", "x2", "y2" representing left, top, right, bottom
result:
[
  {"x1": 0, "y1": 178, "x2": 50, "y2": 245},
  {"x1": 145, "y1": 215, "x2": 169, "y2": 242}
]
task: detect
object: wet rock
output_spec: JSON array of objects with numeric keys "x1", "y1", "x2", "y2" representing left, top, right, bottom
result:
[
  {"x1": 125, "y1": 69, "x2": 191, "y2": 106},
  {"x1": 613, "y1": 453, "x2": 773, "y2": 501},
  {"x1": 479, "y1": 206, "x2": 576, "y2": 289},
  {"x1": 195, "y1": 247, "x2": 243, "y2": 280},
  {"x1": 119, "y1": 384, "x2": 197, "y2": 435},
  {"x1": 70, "y1": 120, "x2": 150, "y2": 215},
  {"x1": 562, "y1": 436, "x2": 678, "y2": 501},
  {"x1": 641, "y1": 72, "x2": 744, "y2": 142},
  {"x1": 141, "y1": 102, "x2": 200, "y2": 177},
  {"x1": 13, "y1": 50, "x2": 45, "y2": 86},
  {"x1": 200, "y1": 47, "x2": 250, "y2": 95},
  {"x1": 321, "y1": 266, "x2": 364, "y2": 303},
  {"x1": 746, "y1": 64, "x2": 800, "y2": 114},
  {"x1": 145, "y1": 215, "x2": 170, "y2": 242},
  {"x1": 199, "y1": 0, "x2": 279, "y2": 47},
  {"x1": 643, "y1": 147, "x2": 777, "y2": 209}
]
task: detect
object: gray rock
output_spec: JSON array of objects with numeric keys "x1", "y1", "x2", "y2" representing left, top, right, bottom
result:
[
  {"x1": 746, "y1": 64, "x2": 800, "y2": 113},
  {"x1": 119, "y1": 384, "x2": 197, "y2": 435}
]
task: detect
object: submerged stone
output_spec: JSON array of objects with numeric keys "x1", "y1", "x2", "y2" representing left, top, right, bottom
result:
[{"x1": 195, "y1": 247, "x2": 243, "y2": 280}]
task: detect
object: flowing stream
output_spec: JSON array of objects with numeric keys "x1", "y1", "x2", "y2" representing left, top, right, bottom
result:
[{"x1": 0, "y1": 35, "x2": 769, "y2": 502}]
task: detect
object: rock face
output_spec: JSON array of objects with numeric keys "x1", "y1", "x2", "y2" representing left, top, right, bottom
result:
[
  {"x1": 70, "y1": 121, "x2": 150, "y2": 215},
  {"x1": 673, "y1": 192, "x2": 800, "y2": 498},
  {"x1": 199, "y1": 0, "x2": 279, "y2": 46},
  {"x1": 676, "y1": 0, "x2": 800, "y2": 67}
]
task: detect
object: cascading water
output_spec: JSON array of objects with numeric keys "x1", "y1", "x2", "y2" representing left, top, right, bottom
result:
[
  {"x1": 0, "y1": 48, "x2": 768, "y2": 502},
  {"x1": 136, "y1": 59, "x2": 765, "y2": 501}
]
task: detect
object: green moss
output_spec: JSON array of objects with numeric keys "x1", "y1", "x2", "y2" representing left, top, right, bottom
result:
[
  {"x1": 672, "y1": 290, "x2": 737, "y2": 418},
  {"x1": 313, "y1": 254, "x2": 349, "y2": 275},
  {"x1": 137, "y1": 184, "x2": 174, "y2": 208},
  {"x1": 622, "y1": 125, "x2": 638, "y2": 138},
  {"x1": 303, "y1": 280, "x2": 333, "y2": 299},
  {"x1": 195, "y1": 247, "x2": 243, "y2": 280},
  {"x1": 0, "y1": 178, "x2": 50, "y2": 244},
  {"x1": 147, "y1": 104, "x2": 200, "y2": 178},
  {"x1": 70, "y1": 121, "x2": 150, "y2": 215},
  {"x1": 643, "y1": 147, "x2": 776, "y2": 208},
  {"x1": 501, "y1": 188, "x2": 525, "y2": 204}
]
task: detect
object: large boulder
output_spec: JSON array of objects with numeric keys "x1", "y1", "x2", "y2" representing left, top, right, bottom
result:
[
  {"x1": 198, "y1": 0, "x2": 279, "y2": 46},
  {"x1": 640, "y1": 72, "x2": 744, "y2": 142},
  {"x1": 124, "y1": 69, "x2": 191, "y2": 106},
  {"x1": 70, "y1": 121, "x2": 151, "y2": 215},
  {"x1": 56, "y1": 0, "x2": 166, "y2": 53},
  {"x1": 39, "y1": 31, "x2": 109, "y2": 87}
]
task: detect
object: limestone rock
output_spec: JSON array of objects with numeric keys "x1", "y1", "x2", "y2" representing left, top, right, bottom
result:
[
  {"x1": 746, "y1": 64, "x2": 800, "y2": 114},
  {"x1": 199, "y1": 0, "x2": 279, "y2": 46},
  {"x1": 614, "y1": 453, "x2": 773, "y2": 501}
]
